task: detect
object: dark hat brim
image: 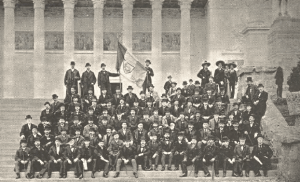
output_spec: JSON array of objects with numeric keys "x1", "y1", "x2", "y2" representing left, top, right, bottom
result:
[
  {"x1": 202, "y1": 62, "x2": 211, "y2": 67},
  {"x1": 216, "y1": 60, "x2": 225, "y2": 66}
]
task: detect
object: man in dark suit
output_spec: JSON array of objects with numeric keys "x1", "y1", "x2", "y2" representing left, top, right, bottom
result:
[
  {"x1": 65, "y1": 140, "x2": 83, "y2": 179},
  {"x1": 242, "y1": 77, "x2": 259, "y2": 104},
  {"x1": 228, "y1": 102, "x2": 242, "y2": 122},
  {"x1": 197, "y1": 61, "x2": 211, "y2": 87},
  {"x1": 134, "y1": 123, "x2": 148, "y2": 145},
  {"x1": 202, "y1": 136, "x2": 219, "y2": 177},
  {"x1": 252, "y1": 134, "x2": 273, "y2": 177},
  {"x1": 93, "y1": 140, "x2": 110, "y2": 178},
  {"x1": 135, "y1": 137, "x2": 150, "y2": 170},
  {"x1": 108, "y1": 132, "x2": 123, "y2": 171},
  {"x1": 164, "y1": 75, "x2": 173, "y2": 94},
  {"x1": 81, "y1": 63, "x2": 96, "y2": 97},
  {"x1": 242, "y1": 115, "x2": 260, "y2": 146},
  {"x1": 147, "y1": 133, "x2": 161, "y2": 170},
  {"x1": 214, "y1": 60, "x2": 226, "y2": 88},
  {"x1": 118, "y1": 122, "x2": 133, "y2": 143},
  {"x1": 48, "y1": 138, "x2": 69, "y2": 178},
  {"x1": 98, "y1": 88, "x2": 112, "y2": 105},
  {"x1": 27, "y1": 128, "x2": 42, "y2": 148},
  {"x1": 173, "y1": 132, "x2": 188, "y2": 170},
  {"x1": 20, "y1": 115, "x2": 37, "y2": 140},
  {"x1": 14, "y1": 139, "x2": 32, "y2": 179},
  {"x1": 64, "y1": 61, "x2": 80, "y2": 95},
  {"x1": 64, "y1": 86, "x2": 81, "y2": 109},
  {"x1": 114, "y1": 140, "x2": 138, "y2": 178},
  {"x1": 219, "y1": 136, "x2": 234, "y2": 177},
  {"x1": 170, "y1": 100, "x2": 182, "y2": 118},
  {"x1": 124, "y1": 86, "x2": 139, "y2": 108},
  {"x1": 233, "y1": 136, "x2": 251, "y2": 177},
  {"x1": 40, "y1": 102, "x2": 53, "y2": 123},
  {"x1": 171, "y1": 88, "x2": 186, "y2": 108},
  {"x1": 253, "y1": 84, "x2": 268, "y2": 126},
  {"x1": 228, "y1": 62, "x2": 238, "y2": 98},
  {"x1": 112, "y1": 87, "x2": 123, "y2": 107},
  {"x1": 98, "y1": 63, "x2": 120, "y2": 95},
  {"x1": 50, "y1": 94, "x2": 63, "y2": 114},
  {"x1": 142, "y1": 59, "x2": 154, "y2": 93},
  {"x1": 29, "y1": 139, "x2": 49, "y2": 179},
  {"x1": 161, "y1": 131, "x2": 174, "y2": 171},
  {"x1": 184, "y1": 121, "x2": 199, "y2": 142},
  {"x1": 40, "y1": 126, "x2": 55, "y2": 152}
]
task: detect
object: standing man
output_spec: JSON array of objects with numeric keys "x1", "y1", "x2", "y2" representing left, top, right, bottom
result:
[
  {"x1": 197, "y1": 61, "x2": 211, "y2": 87},
  {"x1": 64, "y1": 61, "x2": 80, "y2": 95},
  {"x1": 275, "y1": 66, "x2": 283, "y2": 98},
  {"x1": 81, "y1": 63, "x2": 96, "y2": 97},
  {"x1": 228, "y1": 62, "x2": 238, "y2": 98},
  {"x1": 242, "y1": 77, "x2": 259, "y2": 104},
  {"x1": 253, "y1": 84, "x2": 268, "y2": 127},
  {"x1": 164, "y1": 75, "x2": 173, "y2": 94},
  {"x1": 214, "y1": 60, "x2": 226, "y2": 88},
  {"x1": 98, "y1": 63, "x2": 120, "y2": 95},
  {"x1": 142, "y1": 59, "x2": 154, "y2": 93}
]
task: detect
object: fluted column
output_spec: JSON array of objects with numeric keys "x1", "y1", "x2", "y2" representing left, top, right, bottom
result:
[
  {"x1": 92, "y1": 0, "x2": 105, "y2": 68},
  {"x1": 121, "y1": 0, "x2": 134, "y2": 52},
  {"x1": 3, "y1": 0, "x2": 16, "y2": 98},
  {"x1": 150, "y1": 0, "x2": 164, "y2": 90},
  {"x1": 179, "y1": 0, "x2": 193, "y2": 81},
  {"x1": 33, "y1": 0, "x2": 45, "y2": 98},
  {"x1": 63, "y1": 0, "x2": 77, "y2": 64}
]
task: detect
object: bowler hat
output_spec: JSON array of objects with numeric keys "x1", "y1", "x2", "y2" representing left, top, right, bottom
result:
[
  {"x1": 247, "y1": 77, "x2": 253, "y2": 82},
  {"x1": 145, "y1": 59, "x2": 151, "y2": 64},
  {"x1": 176, "y1": 88, "x2": 182, "y2": 92},
  {"x1": 208, "y1": 135, "x2": 215, "y2": 141},
  {"x1": 229, "y1": 62, "x2": 237, "y2": 68},
  {"x1": 25, "y1": 115, "x2": 32, "y2": 120},
  {"x1": 140, "y1": 91, "x2": 145, "y2": 95},
  {"x1": 167, "y1": 75, "x2": 172, "y2": 79},
  {"x1": 216, "y1": 60, "x2": 225, "y2": 67},
  {"x1": 256, "y1": 133, "x2": 263, "y2": 139},
  {"x1": 258, "y1": 83, "x2": 264, "y2": 88},
  {"x1": 189, "y1": 79, "x2": 193, "y2": 82},
  {"x1": 85, "y1": 63, "x2": 91, "y2": 67},
  {"x1": 161, "y1": 94, "x2": 167, "y2": 98},
  {"x1": 239, "y1": 136, "x2": 246, "y2": 140},
  {"x1": 127, "y1": 86, "x2": 133, "y2": 90},
  {"x1": 183, "y1": 81, "x2": 188, "y2": 85},
  {"x1": 222, "y1": 136, "x2": 229, "y2": 142},
  {"x1": 20, "y1": 139, "x2": 27, "y2": 144},
  {"x1": 52, "y1": 94, "x2": 58, "y2": 99},
  {"x1": 171, "y1": 82, "x2": 177, "y2": 85},
  {"x1": 74, "y1": 103, "x2": 80, "y2": 107},
  {"x1": 44, "y1": 102, "x2": 50, "y2": 106},
  {"x1": 112, "y1": 132, "x2": 119, "y2": 136},
  {"x1": 202, "y1": 61, "x2": 211, "y2": 67},
  {"x1": 101, "y1": 63, "x2": 106, "y2": 67},
  {"x1": 195, "y1": 81, "x2": 200, "y2": 84},
  {"x1": 148, "y1": 84, "x2": 154, "y2": 88},
  {"x1": 70, "y1": 61, "x2": 75, "y2": 65}
]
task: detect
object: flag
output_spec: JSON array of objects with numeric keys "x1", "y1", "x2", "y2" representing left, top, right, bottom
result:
[{"x1": 116, "y1": 42, "x2": 147, "y2": 87}]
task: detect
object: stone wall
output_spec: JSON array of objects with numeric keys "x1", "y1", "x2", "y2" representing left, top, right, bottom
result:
[{"x1": 261, "y1": 99, "x2": 300, "y2": 182}]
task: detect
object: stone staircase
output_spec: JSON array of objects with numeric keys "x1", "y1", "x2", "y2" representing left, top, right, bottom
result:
[{"x1": 0, "y1": 99, "x2": 278, "y2": 181}]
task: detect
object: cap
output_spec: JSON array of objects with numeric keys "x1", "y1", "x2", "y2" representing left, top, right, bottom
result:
[
  {"x1": 55, "y1": 138, "x2": 62, "y2": 143},
  {"x1": 140, "y1": 91, "x2": 145, "y2": 95},
  {"x1": 239, "y1": 136, "x2": 246, "y2": 140},
  {"x1": 127, "y1": 86, "x2": 134, "y2": 90},
  {"x1": 74, "y1": 103, "x2": 80, "y2": 107},
  {"x1": 258, "y1": 83, "x2": 264, "y2": 88},
  {"x1": 189, "y1": 79, "x2": 193, "y2": 82},
  {"x1": 208, "y1": 135, "x2": 215, "y2": 141},
  {"x1": 256, "y1": 133, "x2": 263, "y2": 139}
]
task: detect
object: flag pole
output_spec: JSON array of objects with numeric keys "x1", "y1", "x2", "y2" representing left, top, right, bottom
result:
[{"x1": 118, "y1": 70, "x2": 122, "y2": 93}]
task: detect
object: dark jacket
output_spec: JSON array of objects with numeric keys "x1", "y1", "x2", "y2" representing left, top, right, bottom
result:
[
  {"x1": 120, "y1": 145, "x2": 136, "y2": 160},
  {"x1": 161, "y1": 139, "x2": 174, "y2": 153},
  {"x1": 253, "y1": 91, "x2": 268, "y2": 116},
  {"x1": 252, "y1": 144, "x2": 273, "y2": 159},
  {"x1": 98, "y1": 70, "x2": 119, "y2": 86},
  {"x1": 64, "y1": 69, "x2": 80, "y2": 86},
  {"x1": 40, "y1": 134, "x2": 55, "y2": 152},
  {"x1": 147, "y1": 140, "x2": 161, "y2": 155},
  {"x1": 94, "y1": 145, "x2": 109, "y2": 160},
  {"x1": 197, "y1": 69, "x2": 211, "y2": 87},
  {"x1": 30, "y1": 146, "x2": 49, "y2": 162},
  {"x1": 15, "y1": 147, "x2": 31, "y2": 162},
  {"x1": 48, "y1": 145, "x2": 67, "y2": 160},
  {"x1": 20, "y1": 124, "x2": 37, "y2": 139}
]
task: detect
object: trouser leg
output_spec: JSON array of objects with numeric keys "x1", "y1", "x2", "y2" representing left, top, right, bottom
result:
[
  {"x1": 26, "y1": 161, "x2": 32, "y2": 175},
  {"x1": 181, "y1": 160, "x2": 187, "y2": 174},
  {"x1": 233, "y1": 161, "x2": 238, "y2": 174},
  {"x1": 39, "y1": 162, "x2": 49, "y2": 176},
  {"x1": 92, "y1": 159, "x2": 97, "y2": 173},
  {"x1": 193, "y1": 159, "x2": 199, "y2": 174},
  {"x1": 202, "y1": 162, "x2": 210, "y2": 174},
  {"x1": 214, "y1": 160, "x2": 219, "y2": 175},
  {"x1": 168, "y1": 153, "x2": 173, "y2": 166},
  {"x1": 15, "y1": 161, "x2": 20, "y2": 174},
  {"x1": 174, "y1": 154, "x2": 179, "y2": 167},
  {"x1": 143, "y1": 156, "x2": 148, "y2": 168},
  {"x1": 161, "y1": 154, "x2": 166, "y2": 166},
  {"x1": 103, "y1": 160, "x2": 109, "y2": 175},
  {"x1": 48, "y1": 160, "x2": 53, "y2": 176},
  {"x1": 244, "y1": 161, "x2": 250, "y2": 174},
  {"x1": 131, "y1": 159, "x2": 137, "y2": 173},
  {"x1": 76, "y1": 160, "x2": 83, "y2": 175},
  {"x1": 222, "y1": 159, "x2": 227, "y2": 173},
  {"x1": 116, "y1": 159, "x2": 122, "y2": 172}
]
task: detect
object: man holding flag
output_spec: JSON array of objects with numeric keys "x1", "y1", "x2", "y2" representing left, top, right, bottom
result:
[{"x1": 98, "y1": 63, "x2": 120, "y2": 95}]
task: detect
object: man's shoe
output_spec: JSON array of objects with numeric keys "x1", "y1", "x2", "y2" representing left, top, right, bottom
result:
[
  {"x1": 233, "y1": 173, "x2": 239, "y2": 177},
  {"x1": 149, "y1": 167, "x2": 153, "y2": 171},
  {"x1": 255, "y1": 173, "x2": 262, "y2": 177},
  {"x1": 75, "y1": 174, "x2": 79, "y2": 178},
  {"x1": 63, "y1": 174, "x2": 67, "y2": 178},
  {"x1": 194, "y1": 173, "x2": 198, "y2": 178},
  {"x1": 246, "y1": 173, "x2": 249, "y2": 177},
  {"x1": 215, "y1": 174, "x2": 219, "y2": 177},
  {"x1": 16, "y1": 173, "x2": 20, "y2": 179},
  {"x1": 174, "y1": 167, "x2": 179, "y2": 171},
  {"x1": 110, "y1": 166, "x2": 114, "y2": 171},
  {"x1": 179, "y1": 173, "x2": 187, "y2": 177},
  {"x1": 114, "y1": 172, "x2": 119, "y2": 178},
  {"x1": 240, "y1": 173, "x2": 243, "y2": 177},
  {"x1": 223, "y1": 172, "x2": 226, "y2": 177},
  {"x1": 204, "y1": 173, "x2": 211, "y2": 177},
  {"x1": 25, "y1": 174, "x2": 31, "y2": 179},
  {"x1": 47, "y1": 175, "x2": 51, "y2": 179},
  {"x1": 133, "y1": 172, "x2": 138, "y2": 178},
  {"x1": 264, "y1": 171, "x2": 268, "y2": 177},
  {"x1": 154, "y1": 165, "x2": 158, "y2": 171},
  {"x1": 59, "y1": 174, "x2": 63, "y2": 178},
  {"x1": 161, "y1": 167, "x2": 165, "y2": 171},
  {"x1": 103, "y1": 173, "x2": 108, "y2": 178},
  {"x1": 78, "y1": 174, "x2": 83, "y2": 179},
  {"x1": 37, "y1": 174, "x2": 43, "y2": 179},
  {"x1": 167, "y1": 167, "x2": 172, "y2": 171},
  {"x1": 91, "y1": 172, "x2": 95, "y2": 178}
]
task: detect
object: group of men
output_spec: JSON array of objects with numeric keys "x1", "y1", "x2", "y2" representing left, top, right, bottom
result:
[{"x1": 15, "y1": 60, "x2": 272, "y2": 179}]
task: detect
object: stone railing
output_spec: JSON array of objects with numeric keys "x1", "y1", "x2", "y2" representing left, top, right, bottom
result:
[{"x1": 261, "y1": 99, "x2": 300, "y2": 182}]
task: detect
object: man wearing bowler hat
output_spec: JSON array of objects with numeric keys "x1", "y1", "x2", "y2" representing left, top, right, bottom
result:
[
  {"x1": 197, "y1": 61, "x2": 212, "y2": 87},
  {"x1": 228, "y1": 62, "x2": 238, "y2": 98},
  {"x1": 124, "y1": 86, "x2": 139, "y2": 107},
  {"x1": 15, "y1": 139, "x2": 32, "y2": 179},
  {"x1": 214, "y1": 60, "x2": 226, "y2": 88},
  {"x1": 64, "y1": 61, "x2": 80, "y2": 95},
  {"x1": 242, "y1": 77, "x2": 259, "y2": 104},
  {"x1": 164, "y1": 75, "x2": 173, "y2": 94},
  {"x1": 253, "y1": 83, "x2": 268, "y2": 126},
  {"x1": 81, "y1": 63, "x2": 96, "y2": 97},
  {"x1": 142, "y1": 59, "x2": 154, "y2": 93},
  {"x1": 98, "y1": 63, "x2": 120, "y2": 95},
  {"x1": 20, "y1": 115, "x2": 37, "y2": 140}
]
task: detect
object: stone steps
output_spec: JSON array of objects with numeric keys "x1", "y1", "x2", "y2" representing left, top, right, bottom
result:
[{"x1": 0, "y1": 170, "x2": 277, "y2": 179}]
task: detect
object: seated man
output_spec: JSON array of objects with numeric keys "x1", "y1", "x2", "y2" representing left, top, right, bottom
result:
[
  {"x1": 83, "y1": 117, "x2": 99, "y2": 138},
  {"x1": 183, "y1": 98, "x2": 196, "y2": 120},
  {"x1": 38, "y1": 117, "x2": 51, "y2": 136},
  {"x1": 184, "y1": 121, "x2": 199, "y2": 143},
  {"x1": 127, "y1": 109, "x2": 139, "y2": 133},
  {"x1": 56, "y1": 118, "x2": 69, "y2": 136},
  {"x1": 48, "y1": 138, "x2": 69, "y2": 178},
  {"x1": 214, "y1": 121, "x2": 229, "y2": 147},
  {"x1": 173, "y1": 132, "x2": 188, "y2": 171},
  {"x1": 219, "y1": 136, "x2": 234, "y2": 177},
  {"x1": 27, "y1": 127, "x2": 42, "y2": 149},
  {"x1": 108, "y1": 132, "x2": 123, "y2": 171},
  {"x1": 66, "y1": 139, "x2": 83, "y2": 179},
  {"x1": 175, "y1": 112, "x2": 188, "y2": 132},
  {"x1": 40, "y1": 126, "x2": 55, "y2": 152},
  {"x1": 20, "y1": 115, "x2": 37, "y2": 140},
  {"x1": 118, "y1": 121, "x2": 133, "y2": 143},
  {"x1": 149, "y1": 109, "x2": 162, "y2": 126},
  {"x1": 135, "y1": 137, "x2": 150, "y2": 170},
  {"x1": 161, "y1": 131, "x2": 174, "y2": 171},
  {"x1": 162, "y1": 109, "x2": 176, "y2": 129},
  {"x1": 228, "y1": 102, "x2": 242, "y2": 122},
  {"x1": 147, "y1": 133, "x2": 161, "y2": 170},
  {"x1": 29, "y1": 138, "x2": 49, "y2": 179},
  {"x1": 202, "y1": 136, "x2": 219, "y2": 177},
  {"x1": 83, "y1": 88, "x2": 97, "y2": 112},
  {"x1": 92, "y1": 140, "x2": 110, "y2": 178},
  {"x1": 102, "y1": 126, "x2": 113, "y2": 147},
  {"x1": 134, "y1": 123, "x2": 148, "y2": 145},
  {"x1": 242, "y1": 114, "x2": 260, "y2": 146},
  {"x1": 148, "y1": 122, "x2": 164, "y2": 141},
  {"x1": 191, "y1": 88, "x2": 202, "y2": 109},
  {"x1": 233, "y1": 136, "x2": 251, "y2": 177},
  {"x1": 180, "y1": 136, "x2": 201, "y2": 178},
  {"x1": 132, "y1": 98, "x2": 143, "y2": 117},
  {"x1": 80, "y1": 140, "x2": 93, "y2": 173},
  {"x1": 209, "y1": 111, "x2": 220, "y2": 132},
  {"x1": 140, "y1": 111, "x2": 152, "y2": 131},
  {"x1": 15, "y1": 139, "x2": 31, "y2": 179},
  {"x1": 252, "y1": 134, "x2": 273, "y2": 177},
  {"x1": 114, "y1": 140, "x2": 138, "y2": 178},
  {"x1": 69, "y1": 116, "x2": 83, "y2": 137},
  {"x1": 56, "y1": 128, "x2": 71, "y2": 147},
  {"x1": 40, "y1": 102, "x2": 53, "y2": 124}
]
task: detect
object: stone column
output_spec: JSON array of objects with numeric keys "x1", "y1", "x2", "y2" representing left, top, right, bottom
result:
[
  {"x1": 33, "y1": 0, "x2": 45, "y2": 98},
  {"x1": 179, "y1": 0, "x2": 193, "y2": 81},
  {"x1": 150, "y1": 0, "x2": 164, "y2": 90},
  {"x1": 92, "y1": 0, "x2": 105, "y2": 69},
  {"x1": 3, "y1": 0, "x2": 15, "y2": 98},
  {"x1": 121, "y1": 0, "x2": 134, "y2": 52},
  {"x1": 62, "y1": 0, "x2": 77, "y2": 65}
]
